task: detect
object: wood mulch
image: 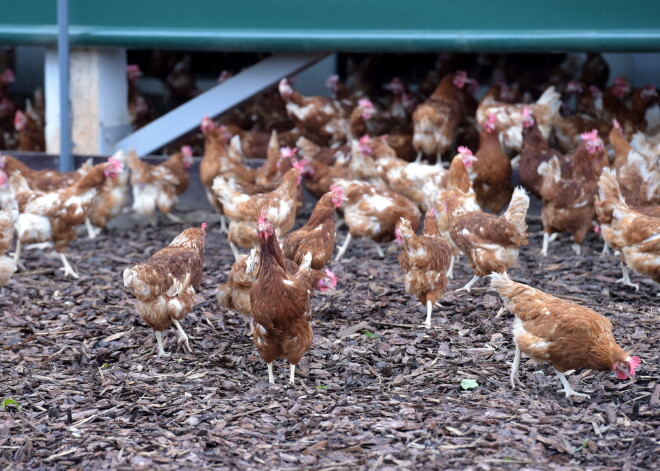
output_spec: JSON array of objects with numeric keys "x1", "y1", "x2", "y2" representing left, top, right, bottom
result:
[{"x1": 1, "y1": 208, "x2": 658, "y2": 470}]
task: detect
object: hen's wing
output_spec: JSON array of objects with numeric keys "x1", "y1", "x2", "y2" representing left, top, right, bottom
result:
[{"x1": 123, "y1": 247, "x2": 203, "y2": 302}]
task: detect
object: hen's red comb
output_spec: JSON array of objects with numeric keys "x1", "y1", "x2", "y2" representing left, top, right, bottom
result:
[
  {"x1": 181, "y1": 145, "x2": 193, "y2": 156},
  {"x1": 324, "y1": 269, "x2": 338, "y2": 287},
  {"x1": 428, "y1": 207, "x2": 436, "y2": 217},
  {"x1": 358, "y1": 98, "x2": 374, "y2": 108},
  {"x1": 201, "y1": 222, "x2": 207, "y2": 231},
  {"x1": 580, "y1": 129, "x2": 599, "y2": 141},
  {"x1": 457, "y1": 146, "x2": 473, "y2": 156},
  {"x1": 629, "y1": 356, "x2": 641, "y2": 375},
  {"x1": 613, "y1": 119, "x2": 621, "y2": 129},
  {"x1": 280, "y1": 147, "x2": 298, "y2": 159},
  {"x1": 258, "y1": 209, "x2": 267, "y2": 225}
]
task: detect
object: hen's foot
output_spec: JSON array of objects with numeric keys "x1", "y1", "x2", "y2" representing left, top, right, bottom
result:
[
  {"x1": 616, "y1": 277, "x2": 640, "y2": 291},
  {"x1": 555, "y1": 369, "x2": 590, "y2": 399},
  {"x1": 165, "y1": 213, "x2": 184, "y2": 224},
  {"x1": 456, "y1": 275, "x2": 480, "y2": 293},
  {"x1": 58, "y1": 253, "x2": 80, "y2": 279},
  {"x1": 155, "y1": 331, "x2": 170, "y2": 357},
  {"x1": 172, "y1": 319, "x2": 192, "y2": 353}
]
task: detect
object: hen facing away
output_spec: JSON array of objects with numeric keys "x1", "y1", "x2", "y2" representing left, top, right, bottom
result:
[
  {"x1": 281, "y1": 188, "x2": 343, "y2": 270},
  {"x1": 412, "y1": 72, "x2": 470, "y2": 162},
  {"x1": 212, "y1": 168, "x2": 300, "y2": 260},
  {"x1": 127, "y1": 147, "x2": 194, "y2": 224},
  {"x1": 123, "y1": 225, "x2": 206, "y2": 356},
  {"x1": 490, "y1": 272, "x2": 641, "y2": 399},
  {"x1": 596, "y1": 168, "x2": 660, "y2": 292},
  {"x1": 447, "y1": 187, "x2": 529, "y2": 292},
  {"x1": 397, "y1": 209, "x2": 452, "y2": 327}
]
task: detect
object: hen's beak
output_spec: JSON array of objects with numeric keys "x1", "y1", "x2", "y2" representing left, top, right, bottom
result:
[{"x1": 615, "y1": 365, "x2": 636, "y2": 384}]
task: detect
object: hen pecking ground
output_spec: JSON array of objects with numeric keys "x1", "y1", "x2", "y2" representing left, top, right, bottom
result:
[{"x1": 1, "y1": 207, "x2": 658, "y2": 470}]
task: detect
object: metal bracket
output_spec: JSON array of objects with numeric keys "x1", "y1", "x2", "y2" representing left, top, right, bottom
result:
[{"x1": 113, "y1": 51, "x2": 327, "y2": 156}]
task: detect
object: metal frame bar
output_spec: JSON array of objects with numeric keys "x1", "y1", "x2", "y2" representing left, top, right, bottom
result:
[
  {"x1": 113, "y1": 52, "x2": 326, "y2": 156},
  {"x1": 57, "y1": 0, "x2": 72, "y2": 171}
]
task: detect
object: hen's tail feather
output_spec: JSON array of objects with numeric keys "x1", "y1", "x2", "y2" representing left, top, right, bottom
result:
[
  {"x1": 597, "y1": 168, "x2": 626, "y2": 221},
  {"x1": 296, "y1": 136, "x2": 321, "y2": 158},
  {"x1": 489, "y1": 271, "x2": 515, "y2": 299},
  {"x1": 504, "y1": 187, "x2": 530, "y2": 241},
  {"x1": 535, "y1": 86, "x2": 561, "y2": 118}
]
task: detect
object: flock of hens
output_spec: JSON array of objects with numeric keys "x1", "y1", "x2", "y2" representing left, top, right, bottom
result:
[{"x1": 0, "y1": 53, "x2": 657, "y2": 399}]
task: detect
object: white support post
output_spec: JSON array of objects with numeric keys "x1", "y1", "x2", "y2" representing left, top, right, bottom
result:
[{"x1": 45, "y1": 48, "x2": 131, "y2": 156}]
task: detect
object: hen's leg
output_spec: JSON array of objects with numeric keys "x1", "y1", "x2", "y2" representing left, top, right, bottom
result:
[
  {"x1": 229, "y1": 242, "x2": 241, "y2": 262},
  {"x1": 289, "y1": 364, "x2": 296, "y2": 385},
  {"x1": 85, "y1": 218, "x2": 100, "y2": 239},
  {"x1": 373, "y1": 242, "x2": 384, "y2": 258},
  {"x1": 335, "y1": 233, "x2": 352, "y2": 261},
  {"x1": 457, "y1": 275, "x2": 480, "y2": 293},
  {"x1": 244, "y1": 318, "x2": 254, "y2": 337},
  {"x1": 219, "y1": 215, "x2": 228, "y2": 234},
  {"x1": 424, "y1": 300, "x2": 433, "y2": 328},
  {"x1": 165, "y1": 212, "x2": 184, "y2": 224},
  {"x1": 571, "y1": 241, "x2": 582, "y2": 256},
  {"x1": 601, "y1": 242, "x2": 611, "y2": 257},
  {"x1": 13, "y1": 240, "x2": 26, "y2": 271},
  {"x1": 447, "y1": 255, "x2": 455, "y2": 279},
  {"x1": 616, "y1": 261, "x2": 639, "y2": 291},
  {"x1": 154, "y1": 331, "x2": 170, "y2": 357},
  {"x1": 555, "y1": 369, "x2": 590, "y2": 399},
  {"x1": 541, "y1": 232, "x2": 551, "y2": 257},
  {"x1": 510, "y1": 344, "x2": 522, "y2": 388},
  {"x1": 496, "y1": 306, "x2": 507, "y2": 318},
  {"x1": 58, "y1": 253, "x2": 79, "y2": 279},
  {"x1": 172, "y1": 319, "x2": 192, "y2": 353},
  {"x1": 415, "y1": 152, "x2": 422, "y2": 163},
  {"x1": 267, "y1": 362, "x2": 275, "y2": 384}
]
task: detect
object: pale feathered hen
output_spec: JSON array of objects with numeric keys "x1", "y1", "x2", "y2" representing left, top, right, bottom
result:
[
  {"x1": 397, "y1": 209, "x2": 452, "y2": 327},
  {"x1": 123, "y1": 225, "x2": 206, "y2": 356},
  {"x1": 0, "y1": 195, "x2": 18, "y2": 286},
  {"x1": 127, "y1": 147, "x2": 194, "y2": 223},
  {"x1": 447, "y1": 187, "x2": 529, "y2": 292},
  {"x1": 490, "y1": 272, "x2": 641, "y2": 399},
  {"x1": 212, "y1": 167, "x2": 300, "y2": 260},
  {"x1": 476, "y1": 86, "x2": 561, "y2": 153}
]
